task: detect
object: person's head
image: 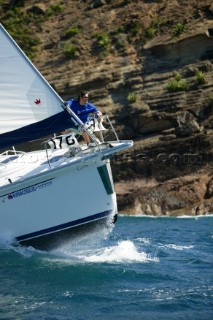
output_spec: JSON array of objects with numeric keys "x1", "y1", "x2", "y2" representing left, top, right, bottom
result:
[{"x1": 78, "y1": 91, "x2": 89, "y2": 105}]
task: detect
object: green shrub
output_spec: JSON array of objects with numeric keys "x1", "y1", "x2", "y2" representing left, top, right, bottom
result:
[
  {"x1": 47, "y1": 3, "x2": 64, "y2": 16},
  {"x1": 127, "y1": 92, "x2": 136, "y2": 103},
  {"x1": 166, "y1": 73, "x2": 189, "y2": 92},
  {"x1": 141, "y1": 18, "x2": 164, "y2": 43},
  {"x1": 172, "y1": 22, "x2": 186, "y2": 37},
  {"x1": 64, "y1": 27, "x2": 80, "y2": 39},
  {"x1": 63, "y1": 43, "x2": 77, "y2": 58},
  {"x1": 175, "y1": 72, "x2": 182, "y2": 82},
  {"x1": 195, "y1": 71, "x2": 206, "y2": 85},
  {"x1": 166, "y1": 78, "x2": 188, "y2": 92},
  {"x1": 128, "y1": 20, "x2": 141, "y2": 37},
  {"x1": 1, "y1": 8, "x2": 40, "y2": 59},
  {"x1": 0, "y1": 0, "x2": 3, "y2": 13},
  {"x1": 93, "y1": 33, "x2": 109, "y2": 49},
  {"x1": 144, "y1": 26, "x2": 156, "y2": 39}
]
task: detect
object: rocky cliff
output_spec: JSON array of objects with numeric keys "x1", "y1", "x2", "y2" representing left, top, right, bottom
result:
[{"x1": 1, "y1": 0, "x2": 213, "y2": 215}]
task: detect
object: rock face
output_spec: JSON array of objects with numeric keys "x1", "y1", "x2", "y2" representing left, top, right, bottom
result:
[
  {"x1": 1, "y1": 0, "x2": 212, "y2": 215},
  {"x1": 112, "y1": 131, "x2": 213, "y2": 215}
]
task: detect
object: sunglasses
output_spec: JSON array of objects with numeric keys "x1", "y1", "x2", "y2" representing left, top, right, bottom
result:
[{"x1": 84, "y1": 96, "x2": 89, "y2": 99}]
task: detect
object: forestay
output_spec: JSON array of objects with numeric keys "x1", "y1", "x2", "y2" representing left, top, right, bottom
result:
[{"x1": 0, "y1": 24, "x2": 78, "y2": 149}]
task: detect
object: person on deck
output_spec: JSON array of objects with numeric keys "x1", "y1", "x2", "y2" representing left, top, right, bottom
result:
[{"x1": 65, "y1": 90, "x2": 102, "y2": 144}]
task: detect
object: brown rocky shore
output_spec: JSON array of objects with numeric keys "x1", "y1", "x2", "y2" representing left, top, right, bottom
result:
[
  {"x1": 113, "y1": 141, "x2": 213, "y2": 216},
  {"x1": 1, "y1": 0, "x2": 213, "y2": 215}
]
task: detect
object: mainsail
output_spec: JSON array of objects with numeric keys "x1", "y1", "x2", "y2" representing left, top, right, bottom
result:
[{"x1": 0, "y1": 24, "x2": 79, "y2": 149}]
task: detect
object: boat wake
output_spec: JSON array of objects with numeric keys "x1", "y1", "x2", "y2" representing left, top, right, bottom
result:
[
  {"x1": 82, "y1": 240, "x2": 157, "y2": 263},
  {"x1": 0, "y1": 225, "x2": 158, "y2": 264},
  {"x1": 46, "y1": 235, "x2": 158, "y2": 264}
]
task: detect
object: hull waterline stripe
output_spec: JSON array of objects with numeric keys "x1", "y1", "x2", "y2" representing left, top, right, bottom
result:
[{"x1": 16, "y1": 210, "x2": 113, "y2": 242}]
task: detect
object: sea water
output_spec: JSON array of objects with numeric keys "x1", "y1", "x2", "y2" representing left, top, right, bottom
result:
[{"x1": 0, "y1": 215, "x2": 212, "y2": 320}]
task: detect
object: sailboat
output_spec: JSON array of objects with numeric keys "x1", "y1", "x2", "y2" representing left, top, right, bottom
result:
[{"x1": 0, "y1": 24, "x2": 133, "y2": 250}]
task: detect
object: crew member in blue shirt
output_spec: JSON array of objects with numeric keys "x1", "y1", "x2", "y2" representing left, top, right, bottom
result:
[{"x1": 65, "y1": 90, "x2": 102, "y2": 144}]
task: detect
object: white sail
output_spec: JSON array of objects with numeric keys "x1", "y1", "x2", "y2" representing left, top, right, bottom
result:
[
  {"x1": 0, "y1": 24, "x2": 78, "y2": 149},
  {"x1": 0, "y1": 24, "x2": 65, "y2": 133}
]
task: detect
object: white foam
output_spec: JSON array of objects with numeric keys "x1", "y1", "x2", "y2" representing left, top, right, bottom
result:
[
  {"x1": 177, "y1": 214, "x2": 213, "y2": 219},
  {"x1": 83, "y1": 240, "x2": 158, "y2": 263},
  {"x1": 135, "y1": 237, "x2": 151, "y2": 244},
  {"x1": 0, "y1": 233, "x2": 15, "y2": 248},
  {"x1": 44, "y1": 239, "x2": 158, "y2": 265},
  {"x1": 163, "y1": 244, "x2": 194, "y2": 251},
  {"x1": 119, "y1": 214, "x2": 213, "y2": 219}
]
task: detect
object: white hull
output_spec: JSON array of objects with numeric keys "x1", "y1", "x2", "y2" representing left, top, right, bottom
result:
[{"x1": 0, "y1": 140, "x2": 132, "y2": 250}]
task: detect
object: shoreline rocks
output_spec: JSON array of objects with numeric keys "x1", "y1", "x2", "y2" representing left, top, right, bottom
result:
[{"x1": 115, "y1": 173, "x2": 213, "y2": 216}]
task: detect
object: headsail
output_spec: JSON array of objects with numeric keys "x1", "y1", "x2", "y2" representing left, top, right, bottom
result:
[{"x1": 0, "y1": 24, "x2": 79, "y2": 149}]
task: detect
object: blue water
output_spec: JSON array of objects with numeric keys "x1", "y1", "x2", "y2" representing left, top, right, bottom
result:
[{"x1": 0, "y1": 215, "x2": 212, "y2": 320}]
